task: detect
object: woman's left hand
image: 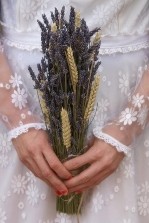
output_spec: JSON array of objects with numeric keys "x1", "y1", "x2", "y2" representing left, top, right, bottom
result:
[{"x1": 64, "y1": 137, "x2": 125, "y2": 193}]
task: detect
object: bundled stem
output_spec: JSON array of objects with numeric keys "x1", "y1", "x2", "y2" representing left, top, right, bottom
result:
[{"x1": 29, "y1": 6, "x2": 101, "y2": 215}]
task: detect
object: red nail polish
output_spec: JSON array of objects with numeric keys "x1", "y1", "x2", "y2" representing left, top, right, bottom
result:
[
  {"x1": 56, "y1": 190, "x2": 68, "y2": 196},
  {"x1": 60, "y1": 190, "x2": 68, "y2": 196}
]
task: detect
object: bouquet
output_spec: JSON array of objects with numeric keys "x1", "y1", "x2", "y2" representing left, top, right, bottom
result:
[{"x1": 29, "y1": 6, "x2": 101, "y2": 215}]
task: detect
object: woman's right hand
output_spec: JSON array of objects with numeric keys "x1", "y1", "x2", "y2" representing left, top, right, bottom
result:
[{"x1": 12, "y1": 128, "x2": 72, "y2": 196}]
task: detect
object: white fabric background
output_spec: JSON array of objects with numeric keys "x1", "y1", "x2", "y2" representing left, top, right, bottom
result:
[{"x1": 0, "y1": 0, "x2": 149, "y2": 223}]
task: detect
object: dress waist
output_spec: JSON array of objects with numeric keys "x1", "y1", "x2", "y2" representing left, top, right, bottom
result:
[
  {"x1": 100, "y1": 33, "x2": 149, "y2": 55},
  {"x1": 2, "y1": 27, "x2": 149, "y2": 54}
]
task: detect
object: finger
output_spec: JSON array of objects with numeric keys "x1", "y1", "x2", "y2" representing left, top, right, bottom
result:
[
  {"x1": 43, "y1": 147, "x2": 72, "y2": 180},
  {"x1": 69, "y1": 170, "x2": 111, "y2": 193},
  {"x1": 34, "y1": 153, "x2": 68, "y2": 193},
  {"x1": 26, "y1": 158, "x2": 41, "y2": 177},
  {"x1": 68, "y1": 156, "x2": 120, "y2": 193},
  {"x1": 65, "y1": 161, "x2": 105, "y2": 188},
  {"x1": 25, "y1": 160, "x2": 54, "y2": 187},
  {"x1": 64, "y1": 148, "x2": 95, "y2": 171}
]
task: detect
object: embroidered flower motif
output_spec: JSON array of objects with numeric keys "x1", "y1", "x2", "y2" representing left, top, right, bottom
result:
[
  {"x1": 138, "y1": 195, "x2": 149, "y2": 216},
  {"x1": 2, "y1": 115, "x2": 8, "y2": 123},
  {"x1": 114, "y1": 185, "x2": 119, "y2": 193},
  {"x1": 141, "y1": 182, "x2": 149, "y2": 194},
  {"x1": 11, "y1": 88, "x2": 28, "y2": 109},
  {"x1": 92, "y1": 193, "x2": 104, "y2": 213},
  {"x1": 36, "y1": 0, "x2": 49, "y2": 10},
  {"x1": 11, "y1": 175, "x2": 28, "y2": 194},
  {"x1": 0, "y1": 133, "x2": 12, "y2": 153},
  {"x1": 119, "y1": 108, "x2": 137, "y2": 125},
  {"x1": 98, "y1": 98, "x2": 109, "y2": 113},
  {"x1": 20, "y1": 0, "x2": 38, "y2": 21},
  {"x1": 0, "y1": 208, "x2": 7, "y2": 223},
  {"x1": 137, "y1": 105, "x2": 148, "y2": 127},
  {"x1": 110, "y1": 0, "x2": 124, "y2": 14},
  {"x1": 9, "y1": 73, "x2": 22, "y2": 88},
  {"x1": 26, "y1": 184, "x2": 39, "y2": 206},
  {"x1": 54, "y1": 213, "x2": 71, "y2": 223},
  {"x1": 40, "y1": 193, "x2": 47, "y2": 200},
  {"x1": 92, "y1": 5, "x2": 110, "y2": 27},
  {"x1": 119, "y1": 72, "x2": 129, "y2": 95},
  {"x1": 18, "y1": 202, "x2": 24, "y2": 210},
  {"x1": 96, "y1": 113, "x2": 107, "y2": 126},
  {"x1": 36, "y1": 0, "x2": 51, "y2": 26},
  {"x1": 124, "y1": 164, "x2": 135, "y2": 178},
  {"x1": 0, "y1": 155, "x2": 9, "y2": 168},
  {"x1": 138, "y1": 181, "x2": 149, "y2": 195},
  {"x1": 26, "y1": 171, "x2": 36, "y2": 183},
  {"x1": 132, "y1": 94, "x2": 144, "y2": 108}
]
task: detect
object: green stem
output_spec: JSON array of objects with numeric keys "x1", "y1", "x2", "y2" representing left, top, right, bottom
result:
[{"x1": 56, "y1": 193, "x2": 82, "y2": 214}]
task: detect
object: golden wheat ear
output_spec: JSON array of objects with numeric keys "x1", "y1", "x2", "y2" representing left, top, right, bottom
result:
[
  {"x1": 66, "y1": 47, "x2": 78, "y2": 93},
  {"x1": 37, "y1": 90, "x2": 50, "y2": 127},
  {"x1": 61, "y1": 107, "x2": 71, "y2": 150},
  {"x1": 75, "y1": 11, "x2": 81, "y2": 28},
  {"x1": 93, "y1": 31, "x2": 101, "y2": 45},
  {"x1": 51, "y1": 23, "x2": 57, "y2": 32},
  {"x1": 84, "y1": 75, "x2": 100, "y2": 123}
]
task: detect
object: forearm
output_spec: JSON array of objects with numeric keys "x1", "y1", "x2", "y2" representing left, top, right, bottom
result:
[
  {"x1": 0, "y1": 47, "x2": 45, "y2": 140},
  {"x1": 93, "y1": 67, "x2": 149, "y2": 153}
]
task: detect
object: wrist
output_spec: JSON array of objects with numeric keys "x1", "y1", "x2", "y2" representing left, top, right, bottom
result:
[
  {"x1": 102, "y1": 124, "x2": 132, "y2": 146},
  {"x1": 8, "y1": 122, "x2": 46, "y2": 141}
]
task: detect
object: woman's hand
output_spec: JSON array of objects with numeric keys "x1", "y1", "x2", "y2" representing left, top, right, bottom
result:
[
  {"x1": 64, "y1": 137, "x2": 125, "y2": 193},
  {"x1": 13, "y1": 129, "x2": 72, "y2": 196}
]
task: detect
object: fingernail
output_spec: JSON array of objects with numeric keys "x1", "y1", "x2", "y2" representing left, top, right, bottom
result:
[{"x1": 56, "y1": 190, "x2": 68, "y2": 196}]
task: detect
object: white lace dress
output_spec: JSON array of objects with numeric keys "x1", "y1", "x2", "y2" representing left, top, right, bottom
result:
[{"x1": 0, "y1": 0, "x2": 149, "y2": 223}]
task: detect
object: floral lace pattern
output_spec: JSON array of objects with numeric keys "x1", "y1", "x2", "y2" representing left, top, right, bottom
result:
[
  {"x1": 0, "y1": 51, "x2": 149, "y2": 223},
  {"x1": 0, "y1": 59, "x2": 45, "y2": 139},
  {"x1": 0, "y1": 0, "x2": 149, "y2": 223}
]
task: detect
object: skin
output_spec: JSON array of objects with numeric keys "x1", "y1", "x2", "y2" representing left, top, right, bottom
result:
[
  {"x1": 63, "y1": 137, "x2": 125, "y2": 193},
  {"x1": 13, "y1": 128, "x2": 124, "y2": 195},
  {"x1": 13, "y1": 129, "x2": 72, "y2": 196},
  {"x1": 1, "y1": 53, "x2": 124, "y2": 195}
]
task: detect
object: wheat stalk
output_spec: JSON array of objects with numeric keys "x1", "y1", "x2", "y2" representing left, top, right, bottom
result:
[
  {"x1": 51, "y1": 23, "x2": 57, "y2": 32},
  {"x1": 61, "y1": 108, "x2": 71, "y2": 150},
  {"x1": 84, "y1": 75, "x2": 100, "y2": 123},
  {"x1": 37, "y1": 90, "x2": 50, "y2": 127},
  {"x1": 75, "y1": 11, "x2": 81, "y2": 28},
  {"x1": 93, "y1": 31, "x2": 101, "y2": 45},
  {"x1": 66, "y1": 47, "x2": 78, "y2": 93}
]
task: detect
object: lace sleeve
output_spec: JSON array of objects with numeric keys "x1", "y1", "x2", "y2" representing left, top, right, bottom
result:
[
  {"x1": 93, "y1": 65, "x2": 149, "y2": 154},
  {"x1": 0, "y1": 39, "x2": 46, "y2": 141}
]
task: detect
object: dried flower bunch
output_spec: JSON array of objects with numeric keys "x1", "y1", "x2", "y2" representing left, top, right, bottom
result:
[{"x1": 29, "y1": 6, "x2": 101, "y2": 215}]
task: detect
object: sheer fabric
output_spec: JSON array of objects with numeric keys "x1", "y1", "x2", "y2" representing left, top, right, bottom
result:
[
  {"x1": 0, "y1": 0, "x2": 149, "y2": 223},
  {"x1": 0, "y1": 40, "x2": 45, "y2": 140},
  {"x1": 93, "y1": 63, "x2": 149, "y2": 151}
]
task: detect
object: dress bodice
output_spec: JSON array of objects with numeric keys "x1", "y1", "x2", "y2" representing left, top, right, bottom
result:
[{"x1": 1, "y1": 0, "x2": 149, "y2": 36}]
